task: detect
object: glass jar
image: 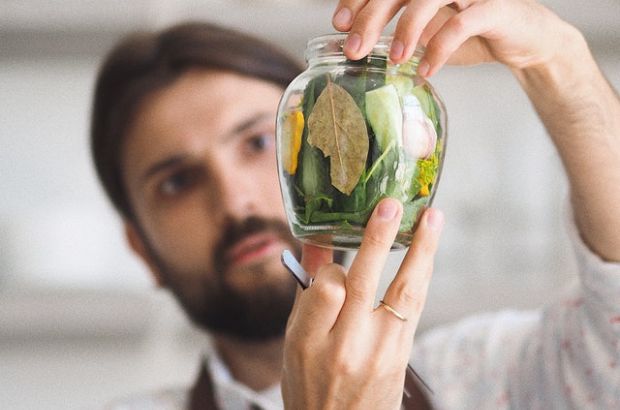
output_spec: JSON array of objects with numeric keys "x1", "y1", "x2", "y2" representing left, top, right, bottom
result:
[{"x1": 276, "y1": 34, "x2": 447, "y2": 250}]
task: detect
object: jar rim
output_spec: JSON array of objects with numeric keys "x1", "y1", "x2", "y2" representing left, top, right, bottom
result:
[{"x1": 305, "y1": 33, "x2": 425, "y2": 63}]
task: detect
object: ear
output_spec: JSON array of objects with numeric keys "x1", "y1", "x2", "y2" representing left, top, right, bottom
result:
[{"x1": 124, "y1": 221, "x2": 165, "y2": 287}]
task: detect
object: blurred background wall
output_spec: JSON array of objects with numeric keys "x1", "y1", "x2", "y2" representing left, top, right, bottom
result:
[{"x1": 1, "y1": 0, "x2": 619, "y2": 408}]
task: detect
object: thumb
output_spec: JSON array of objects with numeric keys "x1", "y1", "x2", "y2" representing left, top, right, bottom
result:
[{"x1": 287, "y1": 243, "x2": 334, "y2": 325}]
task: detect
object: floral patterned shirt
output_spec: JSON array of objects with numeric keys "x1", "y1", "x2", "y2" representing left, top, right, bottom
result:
[{"x1": 412, "y1": 208, "x2": 620, "y2": 409}]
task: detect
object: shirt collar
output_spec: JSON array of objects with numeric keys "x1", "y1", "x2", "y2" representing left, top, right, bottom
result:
[{"x1": 206, "y1": 350, "x2": 283, "y2": 410}]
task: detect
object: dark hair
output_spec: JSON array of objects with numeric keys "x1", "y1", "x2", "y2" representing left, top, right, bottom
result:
[{"x1": 91, "y1": 21, "x2": 303, "y2": 220}]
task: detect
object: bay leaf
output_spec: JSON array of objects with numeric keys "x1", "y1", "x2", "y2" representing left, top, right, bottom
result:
[{"x1": 307, "y1": 81, "x2": 369, "y2": 195}]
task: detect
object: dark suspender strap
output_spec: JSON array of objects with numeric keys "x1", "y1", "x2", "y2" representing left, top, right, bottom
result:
[
  {"x1": 189, "y1": 363, "x2": 219, "y2": 410},
  {"x1": 402, "y1": 366, "x2": 433, "y2": 410}
]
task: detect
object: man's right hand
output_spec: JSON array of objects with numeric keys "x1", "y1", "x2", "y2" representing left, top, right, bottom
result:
[
  {"x1": 332, "y1": 0, "x2": 583, "y2": 77},
  {"x1": 282, "y1": 199, "x2": 444, "y2": 409}
]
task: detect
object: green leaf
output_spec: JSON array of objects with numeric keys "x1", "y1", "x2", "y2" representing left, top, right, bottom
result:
[
  {"x1": 400, "y1": 197, "x2": 429, "y2": 231},
  {"x1": 303, "y1": 194, "x2": 333, "y2": 224},
  {"x1": 308, "y1": 81, "x2": 369, "y2": 195},
  {"x1": 309, "y1": 207, "x2": 373, "y2": 224},
  {"x1": 297, "y1": 76, "x2": 331, "y2": 199},
  {"x1": 336, "y1": 59, "x2": 368, "y2": 112}
]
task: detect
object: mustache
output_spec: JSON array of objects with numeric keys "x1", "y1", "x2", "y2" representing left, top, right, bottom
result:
[{"x1": 213, "y1": 216, "x2": 296, "y2": 273}]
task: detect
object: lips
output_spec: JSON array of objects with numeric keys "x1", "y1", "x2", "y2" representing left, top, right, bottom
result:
[{"x1": 223, "y1": 232, "x2": 282, "y2": 268}]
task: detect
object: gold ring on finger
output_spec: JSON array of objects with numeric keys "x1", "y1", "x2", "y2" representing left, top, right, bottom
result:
[{"x1": 379, "y1": 300, "x2": 407, "y2": 322}]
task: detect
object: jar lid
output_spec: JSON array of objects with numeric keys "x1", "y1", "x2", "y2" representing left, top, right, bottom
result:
[{"x1": 305, "y1": 33, "x2": 425, "y2": 64}]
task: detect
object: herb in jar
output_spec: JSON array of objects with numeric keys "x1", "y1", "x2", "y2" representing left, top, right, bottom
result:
[{"x1": 277, "y1": 35, "x2": 446, "y2": 249}]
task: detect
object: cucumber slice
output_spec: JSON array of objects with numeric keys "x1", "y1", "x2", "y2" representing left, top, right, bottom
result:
[
  {"x1": 365, "y1": 84, "x2": 403, "y2": 152},
  {"x1": 386, "y1": 75, "x2": 414, "y2": 101}
]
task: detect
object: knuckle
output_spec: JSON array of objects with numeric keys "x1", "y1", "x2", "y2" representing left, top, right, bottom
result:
[
  {"x1": 350, "y1": 10, "x2": 372, "y2": 32},
  {"x1": 391, "y1": 279, "x2": 420, "y2": 309},
  {"x1": 430, "y1": 40, "x2": 450, "y2": 59},
  {"x1": 455, "y1": 0, "x2": 470, "y2": 9},
  {"x1": 342, "y1": 0, "x2": 367, "y2": 12},
  {"x1": 346, "y1": 278, "x2": 372, "y2": 304},
  {"x1": 411, "y1": 237, "x2": 436, "y2": 258},
  {"x1": 364, "y1": 230, "x2": 390, "y2": 249},
  {"x1": 449, "y1": 14, "x2": 468, "y2": 36},
  {"x1": 313, "y1": 273, "x2": 346, "y2": 305},
  {"x1": 330, "y1": 348, "x2": 359, "y2": 377}
]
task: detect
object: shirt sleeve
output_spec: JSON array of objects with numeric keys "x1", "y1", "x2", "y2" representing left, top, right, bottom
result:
[{"x1": 411, "y1": 203, "x2": 620, "y2": 409}]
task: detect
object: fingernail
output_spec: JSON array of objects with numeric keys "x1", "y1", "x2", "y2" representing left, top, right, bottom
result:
[
  {"x1": 333, "y1": 7, "x2": 352, "y2": 29},
  {"x1": 390, "y1": 39, "x2": 404, "y2": 61},
  {"x1": 344, "y1": 33, "x2": 362, "y2": 55},
  {"x1": 378, "y1": 199, "x2": 398, "y2": 220},
  {"x1": 426, "y1": 209, "x2": 444, "y2": 231},
  {"x1": 418, "y1": 60, "x2": 430, "y2": 77}
]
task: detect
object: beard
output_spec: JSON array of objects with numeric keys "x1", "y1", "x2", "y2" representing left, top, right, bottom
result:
[{"x1": 141, "y1": 216, "x2": 301, "y2": 342}]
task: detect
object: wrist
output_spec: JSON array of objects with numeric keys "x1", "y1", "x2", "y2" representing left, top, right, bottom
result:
[{"x1": 512, "y1": 24, "x2": 592, "y2": 99}]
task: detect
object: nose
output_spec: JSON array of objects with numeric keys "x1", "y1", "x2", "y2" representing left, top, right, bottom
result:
[{"x1": 208, "y1": 161, "x2": 257, "y2": 225}]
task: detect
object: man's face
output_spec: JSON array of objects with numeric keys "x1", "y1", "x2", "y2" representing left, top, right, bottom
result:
[{"x1": 122, "y1": 69, "x2": 299, "y2": 341}]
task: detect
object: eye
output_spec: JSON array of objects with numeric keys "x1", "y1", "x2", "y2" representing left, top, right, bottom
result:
[
  {"x1": 246, "y1": 133, "x2": 274, "y2": 154},
  {"x1": 158, "y1": 167, "x2": 199, "y2": 197}
]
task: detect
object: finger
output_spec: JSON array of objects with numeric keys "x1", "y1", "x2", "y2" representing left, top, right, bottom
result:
[
  {"x1": 447, "y1": 0, "x2": 478, "y2": 12},
  {"x1": 419, "y1": 6, "x2": 493, "y2": 68},
  {"x1": 343, "y1": 0, "x2": 405, "y2": 60},
  {"x1": 290, "y1": 263, "x2": 348, "y2": 335},
  {"x1": 391, "y1": 0, "x2": 457, "y2": 63},
  {"x1": 341, "y1": 198, "x2": 403, "y2": 316},
  {"x1": 301, "y1": 243, "x2": 333, "y2": 276},
  {"x1": 418, "y1": 6, "x2": 456, "y2": 47},
  {"x1": 419, "y1": 3, "x2": 494, "y2": 76},
  {"x1": 332, "y1": 0, "x2": 370, "y2": 32},
  {"x1": 381, "y1": 208, "x2": 444, "y2": 327}
]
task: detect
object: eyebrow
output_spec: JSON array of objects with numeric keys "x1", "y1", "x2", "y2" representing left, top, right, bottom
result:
[
  {"x1": 141, "y1": 154, "x2": 187, "y2": 184},
  {"x1": 223, "y1": 112, "x2": 273, "y2": 143},
  {"x1": 140, "y1": 112, "x2": 273, "y2": 183}
]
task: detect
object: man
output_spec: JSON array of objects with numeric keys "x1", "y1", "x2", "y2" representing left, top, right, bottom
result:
[
  {"x1": 93, "y1": 22, "x2": 439, "y2": 409},
  {"x1": 92, "y1": 1, "x2": 620, "y2": 409},
  {"x1": 93, "y1": 22, "x2": 317, "y2": 409}
]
